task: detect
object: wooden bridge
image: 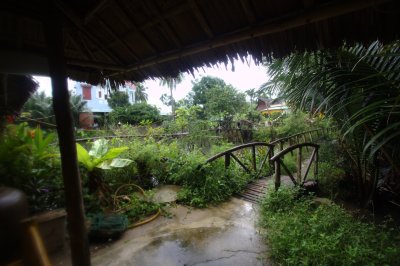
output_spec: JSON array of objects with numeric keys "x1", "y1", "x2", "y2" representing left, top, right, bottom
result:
[{"x1": 203, "y1": 128, "x2": 332, "y2": 203}]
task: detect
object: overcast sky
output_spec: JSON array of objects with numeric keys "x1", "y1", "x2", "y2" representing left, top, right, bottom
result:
[{"x1": 35, "y1": 56, "x2": 269, "y2": 114}]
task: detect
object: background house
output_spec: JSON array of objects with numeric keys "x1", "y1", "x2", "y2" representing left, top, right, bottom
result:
[
  {"x1": 256, "y1": 97, "x2": 288, "y2": 115},
  {"x1": 74, "y1": 82, "x2": 136, "y2": 113},
  {"x1": 74, "y1": 82, "x2": 136, "y2": 128}
]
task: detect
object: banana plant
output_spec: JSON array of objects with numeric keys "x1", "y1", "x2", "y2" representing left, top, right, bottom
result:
[{"x1": 76, "y1": 139, "x2": 132, "y2": 203}]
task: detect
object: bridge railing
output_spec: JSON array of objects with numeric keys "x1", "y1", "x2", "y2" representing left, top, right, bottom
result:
[
  {"x1": 270, "y1": 143, "x2": 319, "y2": 191},
  {"x1": 202, "y1": 128, "x2": 331, "y2": 189},
  {"x1": 269, "y1": 128, "x2": 329, "y2": 152},
  {"x1": 205, "y1": 142, "x2": 275, "y2": 179}
]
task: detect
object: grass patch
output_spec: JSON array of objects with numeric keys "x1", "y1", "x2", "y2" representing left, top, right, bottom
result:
[{"x1": 260, "y1": 186, "x2": 400, "y2": 265}]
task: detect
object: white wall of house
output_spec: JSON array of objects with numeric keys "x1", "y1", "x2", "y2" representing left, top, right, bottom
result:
[{"x1": 73, "y1": 82, "x2": 135, "y2": 113}]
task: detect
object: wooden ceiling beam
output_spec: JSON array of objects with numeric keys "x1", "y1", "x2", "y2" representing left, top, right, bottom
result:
[
  {"x1": 113, "y1": 0, "x2": 158, "y2": 54},
  {"x1": 107, "y1": 0, "x2": 390, "y2": 78},
  {"x1": 77, "y1": 32, "x2": 96, "y2": 61},
  {"x1": 239, "y1": 0, "x2": 257, "y2": 25},
  {"x1": 143, "y1": 1, "x2": 182, "y2": 48},
  {"x1": 65, "y1": 31, "x2": 93, "y2": 61},
  {"x1": 53, "y1": 0, "x2": 123, "y2": 65},
  {"x1": 303, "y1": 0, "x2": 316, "y2": 8},
  {"x1": 139, "y1": 4, "x2": 189, "y2": 31},
  {"x1": 97, "y1": 18, "x2": 140, "y2": 61},
  {"x1": 66, "y1": 58, "x2": 125, "y2": 71},
  {"x1": 84, "y1": 0, "x2": 112, "y2": 24},
  {"x1": 188, "y1": 0, "x2": 214, "y2": 38}
]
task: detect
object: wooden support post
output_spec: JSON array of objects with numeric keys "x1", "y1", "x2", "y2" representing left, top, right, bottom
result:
[
  {"x1": 303, "y1": 147, "x2": 317, "y2": 181},
  {"x1": 252, "y1": 145, "x2": 256, "y2": 172},
  {"x1": 44, "y1": 5, "x2": 90, "y2": 266},
  {"x1": 231, "y1": 153, "x2": 251, "y2": 173},
  {"x1": 274, "y1": 159, "x2": 281, "y2": 191},
  {"x1": 289, "y1": 138, "x2": 294, "y2": 156},
  {"x1": 0, "y1": 74, "x2": 7, "y2": 133},
  {"x1": 314, "y1": 147, "x2": 319, "y2": 179},
  {"x1": 225, "y1": 153, "x2": 231, "y2": 169},
  {"x1": 297, "y1": 147, "x2": 302, "y2": 183},
  {"x1": 279, "y1": 141, "x2": 283, "y2": 151},
  {"x1": 270, "y1": 147, "x2": 275, "y2": 171},
  {"x1": 303, "y1": 134, "x2": 309, "y2": 151}
]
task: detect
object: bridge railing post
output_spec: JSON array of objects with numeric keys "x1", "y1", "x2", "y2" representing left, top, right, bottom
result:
[
  {"x1": 314, "y1": 147, "x2": 319, "y2": 179},
  {"x1": 274, "y1": 159, "x2": 281, "y2": 191},
  {"x1": 269, "y1": 146, "x2": 275, "y2": 172},
  {"x1": 252, "y1": 145, "x2": 256, "y2": 172},
  {"x1": 225, "y1": 153, "x2": 230, "y2": 169},
  {"x1": 297, "y1": 147, "x2": 302, "y2": 183}
]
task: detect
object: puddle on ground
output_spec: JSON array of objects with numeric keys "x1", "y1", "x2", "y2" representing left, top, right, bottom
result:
[
  {"x1": 91, "y1": 198, "x2": 268, "y2": 266},
  {"x1": 132, "y1": 226, "x2": 264, "y2": 266}
]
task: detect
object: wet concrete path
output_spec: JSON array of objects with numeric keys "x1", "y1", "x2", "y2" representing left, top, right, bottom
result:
[{"x1": 91, "y1": 198, "x2": 269, "y2": 266}]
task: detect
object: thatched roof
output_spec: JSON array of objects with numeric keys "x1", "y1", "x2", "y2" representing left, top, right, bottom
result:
[
  {"x1": 1, "y1": 0, "x2": 399, "y2": 85},
  {"x1": 0, "y1": 75, "x2": 38, "y2": 115}
]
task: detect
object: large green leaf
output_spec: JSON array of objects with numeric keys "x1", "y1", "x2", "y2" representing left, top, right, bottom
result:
[
  {"x1": 110, "y1": 158, "x2": 132, "y2": 168},
  {"x1": 76, "y1": 143, "x2": 94, "y2": 171},
  {"x1": 102, "y1": 147, "x2": 129, "y2": 161},
  {"x1": 89, "y1": 139, "x2": 109, "y2": 158},
  {"x1": 97, "y1": 158, "x2": 132, "y2": 170},
  {"x1": 89, "y1": 147, "x2": 128, "y2": 168}
]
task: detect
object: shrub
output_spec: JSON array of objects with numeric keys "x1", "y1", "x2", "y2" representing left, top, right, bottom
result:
[
  {"x1": 282, "y1": 153, "x2": 297, "y2": 174},
  {"x1": 109, "y1": 103, "x2": 162, "y2": 125},
  {"x1": 260, "y1": 187, "x2": 400, "y2": 265},
  {"x1": 275, "y1": 111, "x2": 310, "y2": 137},
  {"x1": 107, "y1": 91, "x2": 130, "y2": 109},
  {"x1": 253, "y1": 126, "x2": 277, "y2": 142},
  {"x1": 0, "y1": 123, "x2": 64, "y2": 213},
  {"x1": 100, "y1": 137, "x2": 253, "y2": 208},
  {"x1": 318, "y1": 162, "x2": 345, "y2": 199},
  {"x1": 177, "y1": 160, "x2": 252, "y2": 207},
  {"x1": 317, "y1": 141, "x2": 348, "y2": 199}
]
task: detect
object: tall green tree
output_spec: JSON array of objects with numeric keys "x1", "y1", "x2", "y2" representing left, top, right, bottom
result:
[
  {"x1": 70, "y1": 94, "x2": 88, "y2": 126},
  {"x1": 134, "y1": 82, "x2": 148, "y2": 103},
  {"x1": 186, "y1": 76, "x2": 247, "y2": 119},
  {"x1": 204, "y1": 84, "x2": 246, "y2": 118},
  {"x1": 159, "y1": 74, "x2": 183, "y2": 117},
  {"x1": 188, "y1": 76, "x2": 226, "y2": 106},
  {"x1": 107, "y1": 91, "x2": 130, "y2": 109},
  {"x1": 22, "y1": 91, "x2": 54, "y2": 123},
  {"x1": 109, "y1": 103, "x2": 161, "y2": 125},
  {"x1": 22, "y1": 92, "x2": 88, "y2": 127},
  {"x1": 245, "y1": 88, "x2": 257, "y2": 105}
]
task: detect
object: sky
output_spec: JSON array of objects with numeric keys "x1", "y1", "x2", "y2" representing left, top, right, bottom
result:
[{"x1": 35, "y1": 56, "x2": 269, "y2": 114}]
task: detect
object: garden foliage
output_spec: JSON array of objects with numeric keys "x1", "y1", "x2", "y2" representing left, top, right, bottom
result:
[
  {"x1": 101, "y1": 135, "x2": 253, "y2": 208},
  {"x1": 260, "y1": 186, "x2": 400, "y2": 265},
  {"x1": 0, "y1": 123, "x2": 63, "y2": 213},
  {"x1": 262, "y1": 40, "x2": 400, "y2": 204},
  {"x1": 108, "y1": 103, "x2": 162, "y2": 125}
]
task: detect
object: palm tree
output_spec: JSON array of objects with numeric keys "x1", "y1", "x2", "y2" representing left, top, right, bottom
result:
[
  {"x1": 22, "y1": 91, "x2": 54, "y2": 123},
  {"x1": 245, "y1": 88, "x2": 257, "y2": 105},
  {"x1": 69, "y1": 94, "x2": 88, "y2": 127},
  {"x1": 264, "y1": 40, "x2": 400, "y2": 205},
  {"x1": 134, "y1": 82, "x2": 148, "y2": 103},
  {"x1": 159, "y1": 73, "x2": 183, "y2": 117}
]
